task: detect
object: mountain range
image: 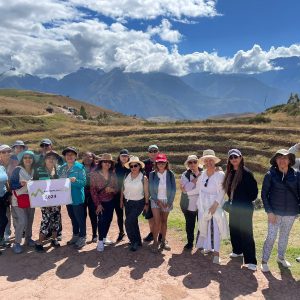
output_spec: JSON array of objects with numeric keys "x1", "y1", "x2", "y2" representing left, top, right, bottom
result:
[{"x1": 1, "y1": 56, "x2": 299, "y2": 119}]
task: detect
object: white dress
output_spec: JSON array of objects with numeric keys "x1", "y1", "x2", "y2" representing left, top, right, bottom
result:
[{"x1": 196, "y1": 170, "x2": 229, "y2": 251}]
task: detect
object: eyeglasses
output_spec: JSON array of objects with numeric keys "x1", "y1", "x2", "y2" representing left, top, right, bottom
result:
[
  {"x1": 23, "y1": 156, "x2": 33, "y2": 160},
  {"x1": 229, "y1": 155, "x2": 239, "y2": 160},
  {"x1": 102, "y1": 160, "x2": 112, "y2": 164},
  {"x1": 129, "y1": 164, "x2": 139, "y2": 169},
  {"x1": 41, "y1": 144, "x2": 50, "y2": 148},
  {"x1": 149, "y1": 150, "x2": 158, "y2": 153},
  {"x1": 188, "y1": 161, "x2": 198, "y2": 165},
  {"x1": 204, "y1": 178, "x2": 209, "y2": 187}
]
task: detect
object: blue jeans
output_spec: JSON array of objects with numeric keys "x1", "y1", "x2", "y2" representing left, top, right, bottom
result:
[
  {"x1": 97, "y1": 200, "x2": 115, "y2": 241},
  {"x1": 125, "y1": 199, "x2": 145, "y2": 244},
  {"x1": 67, "y1": 204, "x2": 86, "y2": 238}
]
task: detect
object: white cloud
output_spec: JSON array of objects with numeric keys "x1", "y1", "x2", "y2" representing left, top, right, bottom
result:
[{"x1": 148, "y1": 19, "x2": 182, "y2": 43}]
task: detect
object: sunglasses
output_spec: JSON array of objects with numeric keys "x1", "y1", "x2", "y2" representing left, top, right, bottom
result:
[
  {"x1": 41, "y1": 144, "x2": 50, "y2": 148},
  {"x1": 188, "y1": 161, "x2": 198, "y2": 165},
  {"x1": 204, "y1": 178, "x2": 209, "y2": 187},
  {"x1": 149, "y1": 150, "x2": 158, "y2": 153},
  {"x1": 102, "y1": 160, "x2": 112, "y2": 164},
  {"x1": 129, "y1": 164, "x2": 139, "y2": 169},
  {"x1": 229, "y1": 155, "x2": 239, "y2": 160},
  {"x1": 23, "y1": 156, "x2": 33, "y2": 160}
]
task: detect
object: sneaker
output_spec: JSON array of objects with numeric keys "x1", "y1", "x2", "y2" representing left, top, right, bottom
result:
[
  {"x1": 213, "y1": 256, "x2": 221, "y2": 264},
  {"x1": 130, "y1": 242, "x2": 138, "y2": 252},
  {"x1": 200, "y1": 249, "x2": 210, "y2": 254},
  {"x1": 103, "y1": 237, "x2": 113, "y2": 245},
  {"x1": 116, "y1": 232, "x2": 125, "y2": 242},
  {"x1": 143, "y1": 232, "x2": 153, "y2": 242},
  {"x1": 51, "y1": 239, "x2": 61, "y2": 248},
  {"x1": 25, "y1": 239, "x2": 35, "y2": 247},
  {"x1": 67, "y1": 235, "x2": 79, "y2": 245},
  {"x1": 230, "y1": 253, "x2": 243, "y2": 258},
  {"x1": 92, "y1": 236, "x2": 98, "y2": 243},
  {"x1": 277, "y1": 258, "x2": 291, "y2": 268},
  {"x1": 247, "y1": 264, "x2": 257, "y2": 271},
  {"x1": 97, "y1": 240, "x2": 104, "y2": 252},
  {"x1": 57, "y1": 235, "x2": 62, "y2": 241},
  {"x1": 158, "y1": 233, "x2": 163, "y2": 242},
  {"x1": 74, "y1": 237, "x2": 86, "y2": 249},
  {"x1": 160, "y1": 240, "x2": 171, "y2": 251},
  {"x1": 261, "y1": 263, "x2": 270, "y2": 272},
  {"x1": 12, "y1": 243, "x2": 23, "y2": 254},
  {"x1": 35, "y1": 244, "x2": 45, "y2": 253},
  {"x1": 4, "y1": 234, "x2": 10, "y2": 242},
  {"x1": 184, "y1": 243, "x2": 193, "y2": 250},
  {"x1": 0, "y1": 238, "x2": 11, "y2": 248}
]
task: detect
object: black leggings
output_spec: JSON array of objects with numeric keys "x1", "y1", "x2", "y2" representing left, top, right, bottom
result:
[
  {"x1": 0, "y1": 200, "x2": 8, "y2": 239},
  {"x1": 84, "y1": 190, "x2": 98, "y2": 237},
  {"x1": 113, "y1": 192, "x2": 124, "y2": 234}
]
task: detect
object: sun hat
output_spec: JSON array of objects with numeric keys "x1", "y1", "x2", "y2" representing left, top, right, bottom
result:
[
  {"x1": 11, "y1": 140, "x2": 28, "y2": 150},
  {"x1": 40, "y1": 138, "x2": 52, "y2": 146},
  {"x1": 62, "y1": 147, "x2": 78, "y2": 156},
  {"x1": 155, "y1": 153, "x2": 168, "y2": 163},
  {"x1": 0, "y1": 144, "x2": 12, "y2": 153},
  {"x1": 124, "y1": 156, "x2": 145, "y2": 169},
  {"x1": 45, "y1": 150, "x2": 61, "y2": 160},
  {"x1": 184, "y1": 154, "x2": 202, "y2": 169},
  {"x1": 148, "y1": 144, "x2": 159, "y2": 152},
  {"x1": 199, "y1": 149, "x2": 221, "y2": 165},
  {"x1": 17, "y1": 150, "x2": 36, "y2": 162},
  {"x1": 99, "y1": 153, "x2": 115, "y2": 163},
  {"x1": 270, "y1": 149, "x2": 296, "y2": 166},
  {"x1": 119, "y1": 149, "x2": 129, "y2": 156},
  {"x1": 228, "y1": 149, "x2": 242, "y2": 157}
]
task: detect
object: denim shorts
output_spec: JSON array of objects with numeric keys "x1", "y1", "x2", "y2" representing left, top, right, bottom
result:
[{"x1": 150, "y1": 199, "x2": 173, "y2": 212}]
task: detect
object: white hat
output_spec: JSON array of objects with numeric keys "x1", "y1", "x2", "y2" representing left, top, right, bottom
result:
[
  {"x1": 184, "y1": 154, "x2": 202, "y2": 169},
  {"x1": 124, "y1": 156, "x2": 145, "y2": 169},
  {"x1": 0, "y1": 144, "x2": 12, "y2": 152},
  {"x1": 199, "y1": 149, "x2": 221, "y2": 165}
]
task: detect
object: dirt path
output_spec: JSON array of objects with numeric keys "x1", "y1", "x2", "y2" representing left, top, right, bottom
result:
[{"x1": 0, "y1": 207, "x2": 299, "y2": 300}]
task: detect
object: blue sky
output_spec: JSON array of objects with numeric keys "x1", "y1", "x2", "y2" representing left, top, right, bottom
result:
[{"x1": 0, "y1": 0, "x2": 300, "y2": 77}]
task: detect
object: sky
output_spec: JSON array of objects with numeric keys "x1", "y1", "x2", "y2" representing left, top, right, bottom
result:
[{"x1": 0, "y1": 0, "x2": 300, "y2": 77}]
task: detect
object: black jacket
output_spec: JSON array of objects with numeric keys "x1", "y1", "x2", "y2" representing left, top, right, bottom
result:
[
  {"x1": 261, "y1": 166, "x2": 300, "y2": 216},
  {"x1": 229, "y1": 167, "x2": 258, "y2": 208},
  {"x1": 115, "y1": 162, "x2": 130, "y2": 191}
]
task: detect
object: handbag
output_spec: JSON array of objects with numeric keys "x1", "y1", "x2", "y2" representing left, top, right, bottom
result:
[
  {"x1": 222, "y1": 200, "x2": 232, "y2": 213},
  {"x1": 13, "y1": 190, "x2": 30, "y2": 208}
]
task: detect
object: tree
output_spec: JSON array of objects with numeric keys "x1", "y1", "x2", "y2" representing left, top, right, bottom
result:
[{"x1": 79, "y1": 105, "x2": 88, "y2": 119}]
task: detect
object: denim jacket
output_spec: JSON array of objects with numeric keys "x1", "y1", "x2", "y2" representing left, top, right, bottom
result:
[{"x1": 149, "y1": 170, "x2": 176, "y2": 206}]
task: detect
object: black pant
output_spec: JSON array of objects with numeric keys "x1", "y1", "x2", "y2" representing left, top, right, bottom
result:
[
  {"x1": 229, "y1": 205, "x2": 257, "y2": 265},
  {"x1": 97, "y1": 200, "x2": 114, "y2": 241},
  {"x1": 84, "y1": 190, "x2": 97, "y2": 237},
  {"x1": 183, "y1": 210, "x2": 197, "y2": 245},
  {"x1": 125, "y1": 199, "x2": 144, "y2": 244},
  {"x1": 113, "y1": 192, "x2": 124, "y2": 234},
  {"x1": 67, "y1": 204, "x2": 86, "y2": 238},
  {"x1": 0, "y1": 200, "x2": 8, "y2": 239}
]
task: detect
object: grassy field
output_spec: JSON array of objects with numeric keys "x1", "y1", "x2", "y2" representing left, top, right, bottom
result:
[{"x1": 1, "y1": 89, "x2": 300, "y2": 277}]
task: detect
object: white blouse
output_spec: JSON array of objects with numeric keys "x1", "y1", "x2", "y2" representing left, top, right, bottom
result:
[
  {"x1": 123, "y1": 172, "x2": 144, "y2": 201},
  {"x1": 157, "y1": 170, "x2": 167, "y2": 200}
]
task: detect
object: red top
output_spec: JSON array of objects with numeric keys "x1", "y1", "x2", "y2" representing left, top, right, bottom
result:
[{"x1": 90, "y1": 170, "x2": 118, "y2": 206}]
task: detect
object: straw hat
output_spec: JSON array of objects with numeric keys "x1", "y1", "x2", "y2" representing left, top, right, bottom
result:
[
  {"x1": 124, "y1": 156, "x2": 145, "y2": 169},
  {"x1": 184, "y1": 154, "x2": 202, "y2": 169},
  {"x1": 270, "y1": 149, "x2": 296, "y2": 166},
  {"x1": 199, "y1": 149, "x2": 221, "y2": 165},
  {"x1": 99, "y1": 153, "x2": 115, "y2": 163}
]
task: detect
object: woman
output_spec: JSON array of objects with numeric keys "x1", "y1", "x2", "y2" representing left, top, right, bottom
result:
[
  {"x1": 90, "y1": 153, "x2": 118, "y2": 252},
  {"x1": 10, "y1": 150, "x2": 36, "y2": 254},
  {"x1": 196, "y1": 149, "x2": 229, "y2": 264},
  {"x1": 114, "y1": 149, "x2": 130, "y2": 242},
  {"x1": 261, "y1": 149, "x2": 300, "y2": 272},
  {"x1": 58, "y1": 147, "x2": 86, "y2": 249},
  {"x1": 34, "y1": 150, "x2": 62, "y2": 252},
  {"x1": 120, "y1": 156, "x2": 149, "y2": 251},
  {"x1": 180, "y1": 155, "x2": 202, "y2": 250},
  {"x1": 223, "y1": 149, "x2": 258, "y2": 271},
  {"x1": 82, "y1": 151, "x2": 98, "y2": 243},
  {"x1": 149, "y1": 153, "x2": 176, "y2": 252}
]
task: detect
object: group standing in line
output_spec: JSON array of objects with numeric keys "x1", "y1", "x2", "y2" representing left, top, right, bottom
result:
[{"x1": 0, "y1": 139, "x2": 300, "y2": 273}]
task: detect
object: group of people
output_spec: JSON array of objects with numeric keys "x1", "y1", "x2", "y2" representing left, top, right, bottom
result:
[{"x1": 0, "y1": 138, "x2": 300, "y2": 274}]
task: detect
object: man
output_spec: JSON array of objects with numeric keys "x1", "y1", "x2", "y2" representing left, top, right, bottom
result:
[
  {"x1": 143, "y1": 145, "x2": 162, "y2": 242},
  {"x1": 37, "y1": 138, "x2": 64, "y2": 167}
]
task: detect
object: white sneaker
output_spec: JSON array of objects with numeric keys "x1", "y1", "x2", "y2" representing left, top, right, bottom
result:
[
  {"x1": 4, "y1": 234, "x2": 10, "y2": 242},
  {"x1": 200, "y1": 249, "x2": 211, "y2": 254},
  {"x1": 277, "y1": 258, "x2": 291, "y2": 268},
  {"x1": 103, "y1": 238, "x2": 113, "y2": 245},
  {"x1": 97, "y1": 240, "x2": 104, "y2": 252},
  {"x1": 230, "y1": 253, "x2": 243, "y2": 258},
  {"x1": 213, "y1": 256, "x2": 221, "y2": 264},
  {"x1": 261, "y1": 263, "x2": 270, "y2": 272},
  {"x1": 247, "y1": 264, "x2": 257, "y2": 271}
]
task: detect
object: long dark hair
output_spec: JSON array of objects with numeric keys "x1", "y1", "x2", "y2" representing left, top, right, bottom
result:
[
  {"x1": 95, "y1": 160, "x2": 115, "y2": 172},
  {"x1": 223, "y1": 157, "x2": 244, "y2": 196}
]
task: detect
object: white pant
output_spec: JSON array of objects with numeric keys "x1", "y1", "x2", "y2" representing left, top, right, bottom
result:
[{"x1": 196, "y1": 218, "x2": 220, "y2": 252}]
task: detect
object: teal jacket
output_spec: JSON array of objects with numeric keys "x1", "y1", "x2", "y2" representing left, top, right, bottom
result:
[{"x1": 58, "y1": 161, "x2": 86, "y2": 205}]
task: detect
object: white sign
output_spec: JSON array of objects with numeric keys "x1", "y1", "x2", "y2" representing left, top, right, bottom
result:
[{"x1": 27, "y1": 178, "x2": 72, "y2": 208}]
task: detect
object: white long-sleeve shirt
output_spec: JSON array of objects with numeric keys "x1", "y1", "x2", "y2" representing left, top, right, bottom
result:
[{"x1": 289, "y1": 143, "x2": 300, "y2": 170}]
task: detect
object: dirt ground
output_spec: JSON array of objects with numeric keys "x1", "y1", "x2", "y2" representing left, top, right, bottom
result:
[{"x1": 0, "y1": 207, "x2": 299, "y2": 300}]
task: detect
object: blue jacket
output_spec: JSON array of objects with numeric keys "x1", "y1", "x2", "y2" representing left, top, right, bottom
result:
[
  {"x1": 58, "y1": 161, "x2": 86, "y2": 205},
  {"x1": 261, "y1": 166, "x2": 300, "y2": 216},
  {"x1": 149, "y1": 170, "x2": 176, "y2": 205},
  {"x1": 0, "y1": 166, "x2": 8, "y2": 197}
]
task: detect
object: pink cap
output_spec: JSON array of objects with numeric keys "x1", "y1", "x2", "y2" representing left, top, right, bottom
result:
[{"x1": 155, "y1": 153, "x2": 168, "y2": 163}]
